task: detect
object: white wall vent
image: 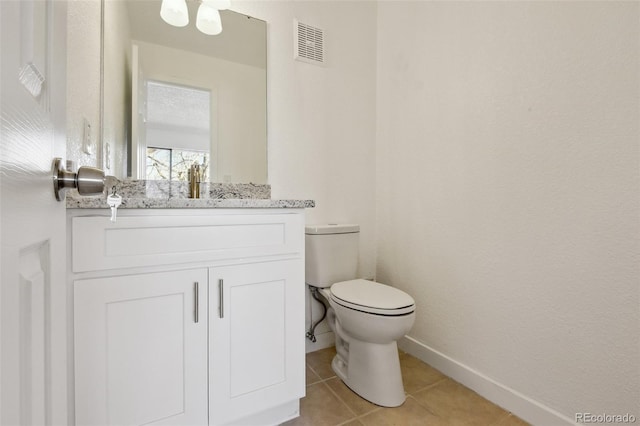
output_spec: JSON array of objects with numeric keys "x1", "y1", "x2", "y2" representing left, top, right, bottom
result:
[{"x1": 294, "y1": 19, "x2": 325, "y2": 65}]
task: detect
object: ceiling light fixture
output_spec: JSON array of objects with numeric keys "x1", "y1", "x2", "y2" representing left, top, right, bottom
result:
[{"x1": 160, "y1": 0, "x2": 229, "y2": 35}]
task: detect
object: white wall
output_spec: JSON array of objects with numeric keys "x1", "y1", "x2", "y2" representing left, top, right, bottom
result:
[
  {"x1": 102, "y1": 0, "x2": 131, "y2": 179},
  {"x1": 68, "y1": 0, "x2": 129, "y2": 178},
  {"x1": 232, "y1": 1, "x2": 378, "y2": 348},
  {"x1": 66, "y1": 0, "x2": 101, "y2": 169},
  {"x1": 232, "y1": 1, "x2": 378, "y2": 272},
  {"x1": 376, "y1": 1, "x2": 639, "y2": 424}
]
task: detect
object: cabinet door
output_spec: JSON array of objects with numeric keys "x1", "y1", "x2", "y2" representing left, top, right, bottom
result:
[
  {"x1": 209, "y1": 260, "x2": 305, "y2": 425},
  {"x1": 74, "y1": 269, "x2": 208, "y2": 426}
]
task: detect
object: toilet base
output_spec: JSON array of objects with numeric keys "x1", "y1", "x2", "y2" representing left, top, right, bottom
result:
[{"x1": 331, "y1": 321, "x2": 406, "y2": 407}]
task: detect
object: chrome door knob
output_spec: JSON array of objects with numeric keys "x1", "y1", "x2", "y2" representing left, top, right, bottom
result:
[{"x1": 52, "y1": 157, "x2": 105, "y2": 201}]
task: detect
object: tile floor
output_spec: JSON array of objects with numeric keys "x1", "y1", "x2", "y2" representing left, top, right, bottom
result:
[{"x1": 283, "y1": 347, "x2": 529, "y2": 426}]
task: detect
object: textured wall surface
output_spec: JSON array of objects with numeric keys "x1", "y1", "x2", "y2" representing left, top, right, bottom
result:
[
  {"x1": 66, "y1": 0, "x2": 101, "y2": 169},
  {"x1": 376, "y1": 1, "x2": 639, "y2": 421},
  {"x1": 234, "y1": 1, "x2": 378, "y2": 279},
  {"x1": 102, "y1": 0, "x2": 131, "y2": 179},
  {"x1": 233, "y1": 1, "x2": 378, "y2": 345}
]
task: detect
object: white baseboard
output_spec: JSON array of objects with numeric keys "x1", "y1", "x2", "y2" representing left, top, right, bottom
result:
[
  {"x1": 305, "y1": 331, "x2": 335, "y2": 353},
  {"x1": 226, "y1": 399, "x2": 299, "y2": 426},
  {"x1": 399, "y1": 336, "x2": 576, "y2": 426}
]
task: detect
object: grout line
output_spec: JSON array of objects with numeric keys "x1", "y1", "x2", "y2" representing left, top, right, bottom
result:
[
  {"x1": 403, "y1": 379, "x2": 451, "y2": 419},
  {"x1": 317, "y1": 374, "x2": 384, "y2": 425},
  {"x1": 404, "y1": 394, "x2": 442, "y2": 419},
  {"x1": 406, "y1": 377, "x2": 450, "y2": 397},
  {"x1": 490, "y1": 411, "x2": 515, "y2": 426},
  {"x1": 304, "y1": 350, "x2": 528, "y2": 426},
  {"x1": 353, "y1": 406, "x2": 383, "y2": 422},
  {"x1": 321, "y1": 379, "x2": 360, "y2": 419},
  {"x1": 306, "y1": 351, "x2": 443, "y2": 424},
  {"x1": 305, "y1": 364, "x2": 333, "y2": 385}
]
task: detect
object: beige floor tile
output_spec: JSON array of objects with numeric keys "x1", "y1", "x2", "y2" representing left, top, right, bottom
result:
[
  {"x1": 412, "y1": 379, "x2": 509, "y2": 426},
  {"x1": 340, "y1": 420, "x2": 365, "y2": 426},
  {"x1": 306, "y1": 365, "x2": 322, "y2": 386},
  {"x1": 358, "y1": 396, "x2": 447, "y2": 426},
  {"x1": 299, "y1": 348, "x2": 521, "y2": 426},
  {"x1": 399, "y1": 351, "x2": 447, "y2": 394},
  {"x1": 282, "y1": 382, "x2": 355, "y2": 426},
  {"x1": 494, "y1": 413, "x2": 531, "y2": 426},
  {"x1": 325, "y1": 377, "x2": 379, "y2": 416},
  {"x1": 306, "y1": 346, "x2": 337, "y2": 380}
]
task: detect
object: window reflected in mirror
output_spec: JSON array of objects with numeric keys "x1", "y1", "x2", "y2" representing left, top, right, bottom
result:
[
  {"x1": 102, "y1": 0, "x2": 268, "y2": 182},
  {"x1": 143, "y1": 80, "x2": 211, "y2": 181},
  {"x1": 146, "y1": 147, "x2": 209, "y2": 181}
]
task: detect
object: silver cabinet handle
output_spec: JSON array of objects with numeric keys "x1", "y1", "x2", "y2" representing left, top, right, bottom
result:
[
  {"x1": 194, "y1": 282, "x2": 199, "y2": 323},
  {"x1": 218, "y1": 279, "x2": 224, "y2": 318}
]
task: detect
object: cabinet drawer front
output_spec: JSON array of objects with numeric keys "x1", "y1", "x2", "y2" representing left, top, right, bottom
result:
[{"x1": 72, "y1": 213, "x2": 303, "y2": 272}]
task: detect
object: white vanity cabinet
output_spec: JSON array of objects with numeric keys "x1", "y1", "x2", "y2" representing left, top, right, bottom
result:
[
  {"x1": 68, "y1": 209, "x2": 306, "y2": 426},
  {"x1": 74, "y1": 269, "x2": 209, "y2": 426},
  {"x1": 209, "y1": 260, "x2": 303, "y2": 425}
]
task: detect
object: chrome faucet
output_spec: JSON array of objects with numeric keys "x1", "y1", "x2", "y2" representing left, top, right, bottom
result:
[{"x1": 188, "y1": 163, "x2": 201, "y2": 199}]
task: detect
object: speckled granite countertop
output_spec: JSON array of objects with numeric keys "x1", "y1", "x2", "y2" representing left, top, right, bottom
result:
[
  {"x1": 65, "y1": 180, "x2": 315, "y2": 209},
  {"x1": 66, "y1": 197, "x2": 315, "y2": 209}
]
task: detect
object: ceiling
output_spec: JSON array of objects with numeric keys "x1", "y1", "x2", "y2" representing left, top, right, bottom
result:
[{"x1": 125, "y1": 0, "x2": 266, "y2": 69}]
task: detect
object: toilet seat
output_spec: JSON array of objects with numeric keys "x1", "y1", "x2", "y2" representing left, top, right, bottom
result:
[{"x1": 330, "y1": 279, "x2": 415, "y2": 316}]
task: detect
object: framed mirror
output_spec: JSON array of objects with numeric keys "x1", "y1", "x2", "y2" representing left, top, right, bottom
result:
[{"x1": 102, "y1": 0, "x2": 267, "y2": 183}]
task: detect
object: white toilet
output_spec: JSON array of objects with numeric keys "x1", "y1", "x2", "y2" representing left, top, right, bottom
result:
[{"x1": 305, "y1": 224, "x2": 416, "y2": 407}]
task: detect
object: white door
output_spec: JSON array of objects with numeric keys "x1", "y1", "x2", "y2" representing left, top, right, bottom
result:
[
  {"x1": 74, "y1": 269, "x2": 209, "y2": 426},
  {"x1": 209, "y1": 260, "x2": 305, "y2": 425},
  {"x1": 0, "y1": 1, "x2": 69, "y2": 425}
]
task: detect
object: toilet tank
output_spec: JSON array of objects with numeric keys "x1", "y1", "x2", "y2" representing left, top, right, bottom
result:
[{"x1": 305, "y1": 224, "x2": 359, "y2": 288}]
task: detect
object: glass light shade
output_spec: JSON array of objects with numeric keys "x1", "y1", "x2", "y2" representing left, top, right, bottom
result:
[
  {"x1": 196, "y1": 4, "x2": 223, "y2": 35},
  {"x1": 160, "y1": 0, "x2": 189, "y2": 27},
  {"x1": 203, "y1": 0, "x2": 231, "y2": 10}
]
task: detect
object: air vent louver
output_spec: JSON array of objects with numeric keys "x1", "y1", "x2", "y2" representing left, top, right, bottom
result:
[{"x1": 294, "y1": 20, "x2": 325, "y2": 65}]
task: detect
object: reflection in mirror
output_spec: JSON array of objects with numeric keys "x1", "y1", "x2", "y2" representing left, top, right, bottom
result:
[
  {"x1": 102, "y1": 0, "x2": 267, "y2": 183},
  {"x1": 145, "y1": 81, "x2": 211, "y2": 181}
]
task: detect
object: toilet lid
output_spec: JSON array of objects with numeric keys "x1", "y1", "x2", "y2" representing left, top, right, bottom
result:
[{"x1": 330, "y1": 279, "x2": 415, "y2": 316}]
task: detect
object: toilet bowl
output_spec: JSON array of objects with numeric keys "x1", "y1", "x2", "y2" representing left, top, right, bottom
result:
[
  {"x1": 305, "y1": 225, "x2": 416, "y2": 407},
  {"x1": 321, "y1": 279, "x2": 415, "y2": 407}
]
